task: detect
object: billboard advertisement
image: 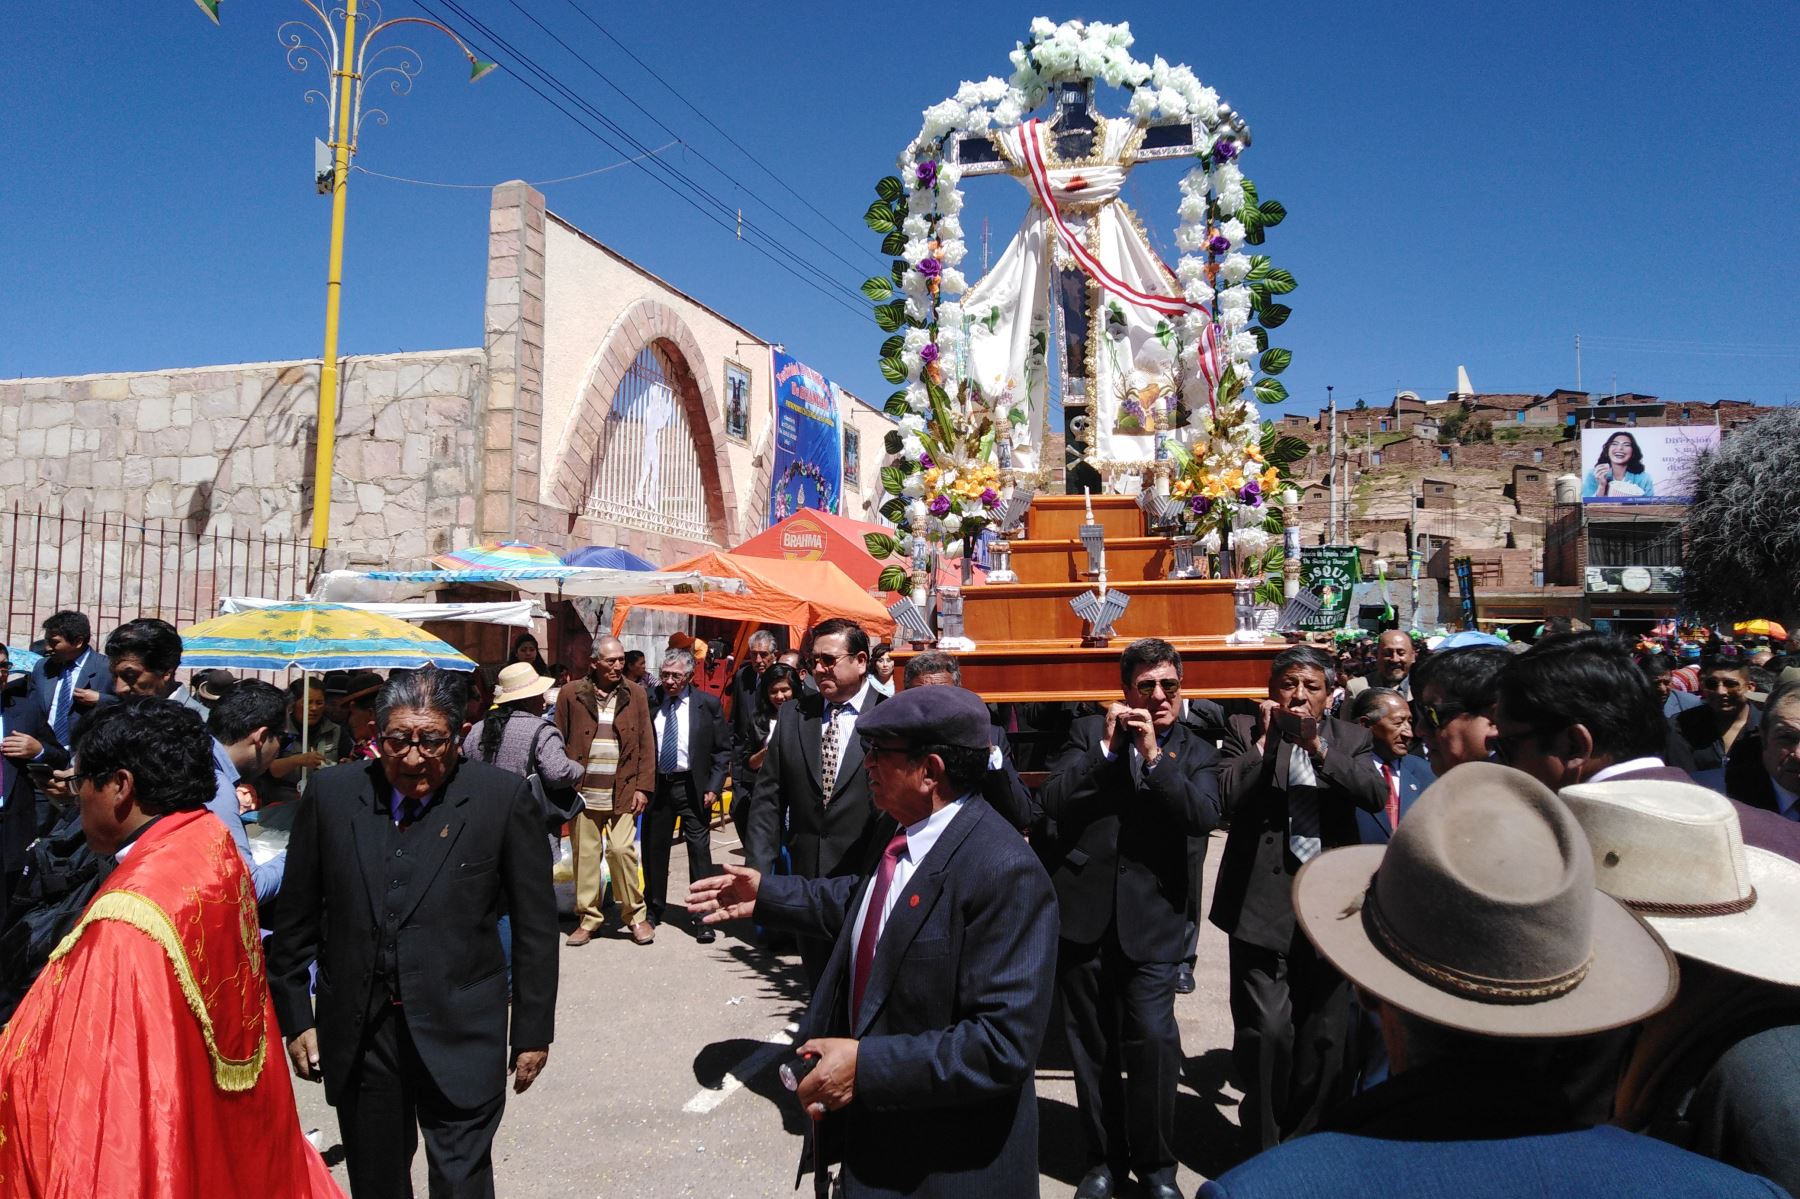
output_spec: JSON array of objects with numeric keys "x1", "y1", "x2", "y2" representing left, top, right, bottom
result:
[
  {"x1": 1579, "y1": 426, "x2": 1718, "y2": 504},
  {"x1": 767, "y1": 349, "x2": 844, "y2": 526}
]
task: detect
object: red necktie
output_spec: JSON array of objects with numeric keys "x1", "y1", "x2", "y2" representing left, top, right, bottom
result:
[
  {"x1": 1383, "y1": 762, "x2": 1401, "y2": 832},
  {"x1": 852, "y1": 830, "x2": 909, "y2": 1019}
]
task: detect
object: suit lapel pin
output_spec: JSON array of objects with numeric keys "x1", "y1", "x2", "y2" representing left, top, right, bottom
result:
[
  {"x1": 909, "y1": 894, "x2": 919, "y2": 908},
  {"x1": 439, "y1": 825, "x2": 448, "y2": 838}
]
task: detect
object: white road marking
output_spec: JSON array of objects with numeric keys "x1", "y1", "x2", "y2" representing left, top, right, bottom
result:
[{"x1": 683, "y1": 1022, "x2": 800, "y2": 1114}]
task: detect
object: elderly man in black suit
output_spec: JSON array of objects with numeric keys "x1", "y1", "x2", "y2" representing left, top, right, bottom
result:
[
  {"x1": 727, "y1": 629, "x2": 780, "y2": 837},
  {"x1": 1036, "y1": 638, "x2": 1223, "y2": 1199},
  {"x1": 691, "y1": 684, "x2": 1058, "y2": 1199},
  {"x1": 0, "y1": 646, "x2": 58, "y2": 928},
  {"x1": 644, "y1": 646, "x2": 731, "y2": 941},
  {"x1": 744, "y1": 617, "x2": 887, "y2": 988},
  {"x1": 1211, "y1": 643, "x2": 1387, "y2": 1153},
  {"x1": 268, "y1": 668, "x2": 559, "y2": 1199}
]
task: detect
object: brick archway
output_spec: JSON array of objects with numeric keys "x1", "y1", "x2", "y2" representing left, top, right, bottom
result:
[{"x1": 549, "y1": 299, "x2": 741, "y2": 555}]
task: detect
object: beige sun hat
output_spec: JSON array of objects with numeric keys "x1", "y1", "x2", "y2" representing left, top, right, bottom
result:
[
  {"x1": 1559, "y1": 776, "x2": 1800, "y2": 988},
  {"x1": 492, "y1": 661, "x2": 554, "y2": 706},
  {"x1": 1294, "y1": 761, "x2": 1678, "y2": 1039}
]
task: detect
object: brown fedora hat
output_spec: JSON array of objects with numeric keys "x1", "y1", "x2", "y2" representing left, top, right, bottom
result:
[{"x1": 1295, "y1": 762, "x2": 1677, "y2": 1038}]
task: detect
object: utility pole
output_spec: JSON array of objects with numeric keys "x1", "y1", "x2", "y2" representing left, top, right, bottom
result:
[
  {"x1": 1327, "y1": 385, "x2": 1338, "y2": 545},
  {"x1": 1575, "y1": 332, "x2": 1582, "y2": 392}
]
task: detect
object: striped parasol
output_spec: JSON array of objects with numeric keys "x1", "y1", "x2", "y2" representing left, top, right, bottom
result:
[
  {"x1": 179, "y1": 603, "x2": 476, "y2": 673},
  {"x1": 428, "y1": 540, "x2": 570, "y2": 578}
]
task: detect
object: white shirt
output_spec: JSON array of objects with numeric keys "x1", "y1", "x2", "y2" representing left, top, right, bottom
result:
[
  {"x1": 824, "y1": 679, "x2": 874, "y2": 750},
  {"x1": 653, "y1": 690, "x2": 691, "y2": 772},
  {"x1": 50, "y1": 650, "x2": 90, "y2": 729},
  {"x1": 847, "y1": 795, "x2": 967, "y2": 1017}
]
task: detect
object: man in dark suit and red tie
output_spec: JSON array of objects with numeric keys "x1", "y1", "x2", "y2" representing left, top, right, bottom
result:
[
  {"x1": 743, "y1": 617, "x2": 888, "y2": 988},
  {"x1": 690, "y1": 684, "x2": 1058, "y2": 1199},
  {"x1": 1346, "y1": 686, "x2": 1433, "y2": 843},
  {"x1": 644, "y1": 646, "x2": 731, "y2": 941}
]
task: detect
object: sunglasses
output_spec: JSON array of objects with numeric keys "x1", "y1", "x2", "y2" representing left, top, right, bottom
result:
[
  {"x1": 378, "y1": 733, "x2": 454, "y2": 758},
  {"x1": 1422, "y1": 703, "x2": 1468, "y2": 732},
  {"x1": 1133, "y1": 678, "x2": 1181, "y2": 699},
  {"x1": 809, "y1": 652, "x2": 847, "y2": 669}
]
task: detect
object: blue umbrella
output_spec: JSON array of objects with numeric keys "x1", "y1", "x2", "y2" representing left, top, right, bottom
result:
[
  {"x1": 1435, "y1": 630, "x2": 1507, "y2": 650},
  {"x1": 563, "y1": 546, "x2": 657, "y2": 571},
  {"x1": 5, "y1": 645, "x2": 43, "y2": 676}
]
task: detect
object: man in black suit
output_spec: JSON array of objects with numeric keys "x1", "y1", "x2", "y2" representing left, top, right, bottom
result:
[
  {"x1": 268, "y1": 669, "x2": 558, "y2": 1199},
  {"x1": 644, "y1": 646, "x2": 731, "y2": 941},
  {"x1": 690, "y1": 685, "x2": 1058, "y2": 1199},
  {"x1": 26, "y1": 610, "x2": 112, "y2": 764},
  {"x1": 901, "y1": 649, "x2": 1034, "y2": 830},
  {"x1": 744, "y1": 617, "x2": 886, "y2": 989},
  {"x1": 1036, "y1": 638, "x2": 1223, "y2": 1199},
  {"x1": 1726, "y1": 677, "x2": 1799, "y2": 820},
  {"x1": 1210, "y1": 644, "x2": 1386, "y2": 1153},
  {"x1": 727, "y1": 629, "x2": 779, "y2": 837},
  {"x1": 0, "y1": 647, "x2": 58, "y2": 928}
]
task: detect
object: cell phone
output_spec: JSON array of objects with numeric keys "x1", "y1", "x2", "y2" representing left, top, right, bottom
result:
[
  {"x1": 24, "y1": 762, "x2": 57, "y2": 790},
  {"x1": 779, "y1": 1051, "x2": 819, "y2": 1092},
  {"x1": 1275, "y1": 711, "x2": 1317, "y2": 743}
]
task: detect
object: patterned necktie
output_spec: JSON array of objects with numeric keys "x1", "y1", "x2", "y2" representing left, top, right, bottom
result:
[
  {"x1": 51, "y1": 666, "x2": 75, "y2": 748},
  {"x1": 1383, "y1": 761, "x2": 1401, "y2": 831},
  {"x1": 658, "y1": 699, "x2": 679, "y2": 773},
  {"x1": 852, "y1": 830, "x2": 909, "y2": 1019},
  {"x1": 819, "y1": 704, "x2": 843, "y2": 799}
]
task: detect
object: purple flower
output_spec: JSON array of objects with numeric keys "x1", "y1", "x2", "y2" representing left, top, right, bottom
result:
[
  {"x1": 919, "y1": 342, "x2": 940, "y2": 364},
  {"x1": 916, "y1": 160, "x2": 939, "y2": 188},
  {"x1": 918, "y1": 452, "x2": 934, "y2": 469},
  {"x1": 981, "y1": 487, "x2": 1000, "y2": 508},
  {"x1": 929, "y1": 494, "x2": 952, "y2": 517},
  {"x1": 916, "y1": 257, "x2": 942, "y2": 279},
  {"x1": 1213, "y1": 138, "x2": 1238, "y2": 163},
  {"x1": 1207, "y1": 234, "x2": 1230, "y2": 256},
  {"x1": 1189, "y1": 495, "x2": 1212, "y2": 516},
  {"x1": 1239, "y1": 479, "x2": 1262, "y2": 506}
]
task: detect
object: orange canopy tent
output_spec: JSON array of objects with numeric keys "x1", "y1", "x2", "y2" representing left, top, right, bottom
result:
[
  {"x1": 609, "y1": 551, "x2": 895, "y2": 642},
  {"x1": 732, "y1": 509, "x2": 979, "y2": 592}
]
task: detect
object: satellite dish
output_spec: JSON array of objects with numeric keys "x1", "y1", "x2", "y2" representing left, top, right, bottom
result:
[{"x1": 1620, "y1": 567, "x2": 1652, "y2": 593}]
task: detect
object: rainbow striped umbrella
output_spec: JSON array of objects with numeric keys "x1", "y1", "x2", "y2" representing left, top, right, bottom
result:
[
  {"x1": 430, "y1": 541, "x2": 566, "y2": 575},
  {"x1": 179, "y1": 603, "x2": 475, "y2": 672}
]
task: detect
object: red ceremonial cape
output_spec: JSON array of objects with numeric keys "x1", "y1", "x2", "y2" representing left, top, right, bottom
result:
[{"x1": 0, "y1": 809, "x2": 341, "y2": 1198}]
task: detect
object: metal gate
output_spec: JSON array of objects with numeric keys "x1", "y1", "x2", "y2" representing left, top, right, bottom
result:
[
  {"x1": 1, "y1": 506, "x2": 304, "y2": 647},
  {"x1": 583, "y1": 345, "x2": 714, "y2": 543}
]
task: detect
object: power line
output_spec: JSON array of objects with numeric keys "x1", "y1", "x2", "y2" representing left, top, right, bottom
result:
[
  {"x1": 558, "y1": 0, "x2": 884, "y2": 270},
  {"x1": 434, "y1": 0, "x2": 868, "y2": 310},
  {"x1": 413, "y1": 0, "x2": 876, "y2": 326},
  {"x1": 352, "y1": 140, "x2": 679, "y2": 190}
]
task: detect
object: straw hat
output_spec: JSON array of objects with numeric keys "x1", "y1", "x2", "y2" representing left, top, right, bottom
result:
[
  {"x1": 1559, "y1": 777, "x2": 1800, "y2": 988},
  {"x1": 492, "y1": 661, "x2": 554, "y2": 706},
  {"x1": 1294, "y1": 762, "x2": 1677, "y2": 1038}
]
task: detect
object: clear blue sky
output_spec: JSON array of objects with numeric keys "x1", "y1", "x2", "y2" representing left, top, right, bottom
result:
[{"x1": 5, "y1": 2, "x2": 1797, "y2": 417}]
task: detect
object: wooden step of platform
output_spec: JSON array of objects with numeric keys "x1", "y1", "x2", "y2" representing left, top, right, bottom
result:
[
  {"x1": 1002, "y1": 536, "x2": 1174, "y2": 585},
  {"x1": 894, "y1": 637, "x2": 1281, "y2": 703},
  {"x1": 1024, "y1": 494, "x2": 1147, "y2": 541},
  {"x1": 960, "y1": 578, "x2": 1238, "y2": 643}
]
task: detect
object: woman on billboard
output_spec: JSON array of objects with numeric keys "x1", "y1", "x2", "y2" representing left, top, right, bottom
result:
[{"x1": 1583, "y1": 430, "x2": 1656, "y2": 498}]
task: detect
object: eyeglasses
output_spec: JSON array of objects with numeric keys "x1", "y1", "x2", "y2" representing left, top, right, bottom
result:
[
  {"x1": 860, "y1": 742, "x2": 916, "y2": 765},
  {"x1": 1490, "y1": 729, "x2": 1540, "y2": 765},
  {"x1": 808, "y1": 652, "x2": 842, "y2": 669},
  {"x1": 378, "y1": 733, "x2": 454, "y2": 758},
  {"x1": 1422, "y1": 702, "x2": 1468, "y2": 732},
  {"x1": 70, "y1": 768, "x2": 117, "y2": 790},
  {"x1": 1133, "y1": 678, "x2": 1181, "y2": 699}
]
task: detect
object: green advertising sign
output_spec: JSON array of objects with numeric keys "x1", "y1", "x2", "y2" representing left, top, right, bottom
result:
[{"x1": 1299, "y1": 546, "x2": 1362, "y2": 630}]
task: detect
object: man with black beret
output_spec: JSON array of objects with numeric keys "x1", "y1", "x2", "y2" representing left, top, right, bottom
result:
[{"x1": 690, "y1": 685, "x2": 1058, "y2": 1199}]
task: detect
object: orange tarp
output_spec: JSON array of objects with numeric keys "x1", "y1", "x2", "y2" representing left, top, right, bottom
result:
[
  {"x1": 732, "y1": 509, "x2": 981, "y2": 593},
  {"x1": 609, "y1": 551, "x2": 895, "y2": 642}
]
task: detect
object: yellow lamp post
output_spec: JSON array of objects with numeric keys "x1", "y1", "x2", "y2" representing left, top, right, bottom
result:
[{"x1": 200, "y1": 1, "x2": 495, "y2": 563}]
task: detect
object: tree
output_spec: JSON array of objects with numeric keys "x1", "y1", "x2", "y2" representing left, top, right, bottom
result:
[{"x1": 1680, "y1": 408, "x2": 1800, "y2": 629}]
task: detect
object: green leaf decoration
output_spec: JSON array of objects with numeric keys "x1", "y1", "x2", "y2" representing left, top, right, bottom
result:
[
  {"x1": 879, "y1": 355, "x2": 908, "y2": 383},
  {"x1": 983, "y1": 307, "x2": 1002, "y2": 332},
  {"x1": 884, "y1": 388, "x2": 911, "y2": 416},
  {"x1": 1241, "y1": 177, "x2": 1260, "y2": 208},
  {"x1": 1251, "y1": 326, "x2": 1270, "y2": 352},
  {"x1": 1254, "y1": 377, "x2": 1289, "y2": 405},
  {"x1": 879, "y1": 497, "x2": 907, "y2": 525},
  {"x1": 874, "y1": 300, "x2": 908, "y2": 333},
  {"x1": 1258, "y1": 199, "x2": 1287, "y2": 228},
  {"x1": 927, "y1": 381, "x2": 955, "y2": 447},
  {"x1": 879, "y1": 334, "x2": 905, "y2": 360},
  {"x1": 862, "y1": 276, "x2": 895, "y2": 302},
  {"x1": 881, "y1": 231, "x2": 906, "y2": 256},
  {"x1": 1246, "y1": 255, "x2": 1273, "y2": 282},
  {"x1": 1267, "y1": 433, "x2": 1310, "y2": 467},
  {"x1": 1258, "y1": 302, "x2": 1292, "y2": 329},
  {"x1": 879, "y1": 466, "x2": 907, "y2": 498},
  {"x1": 864, "y1": 200, "x2": 898, "y2": 235},
  {"x1": 1155, "y1": 319, "x2": 1173, "y2": 349},
  {"x1": 883, "y1": 430, "x2": 903, "y2": 455},
  {"x1": 865, "y1": 532, "x2": 901, "y2": 559},
  {"x1": 1262, "y1": 268, "x2": 1297, "y2": 295},
  {"x1": 875, "y1": 175, "x2": 905, "y2": 203},
  {"x1": 1260, "y1": 347, "x2": 1293, "y2": 375},
  {"x1": 878, "y1": 565, "x2": 911, "y2": 593}
]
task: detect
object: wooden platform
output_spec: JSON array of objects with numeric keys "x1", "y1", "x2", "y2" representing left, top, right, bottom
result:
[{"x1": 894, "y1": 495, "x2": 1283, "y2": 700}]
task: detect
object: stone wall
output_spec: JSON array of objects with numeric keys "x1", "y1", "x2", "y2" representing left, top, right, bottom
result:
[{"x1": 0, "y1": 349, "x2": 484, "y2": 565}]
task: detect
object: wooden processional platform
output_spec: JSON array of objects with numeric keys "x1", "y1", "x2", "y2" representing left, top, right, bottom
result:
[{"x1": 894, "y1": 495, "x2": 1284, "y2": 702}]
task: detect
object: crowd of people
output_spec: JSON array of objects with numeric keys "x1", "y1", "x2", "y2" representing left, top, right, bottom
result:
[{"x1": 0, "y1": 602, "x2": 1796, "y2": 1197}]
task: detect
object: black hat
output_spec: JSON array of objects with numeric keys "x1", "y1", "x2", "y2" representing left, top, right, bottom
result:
[
  {"x1": 192, "y1": 669, "x2": 238, "y2": 703},
  {"x1": 856, "y1": 684, "x2": 990, "y2": 751}
]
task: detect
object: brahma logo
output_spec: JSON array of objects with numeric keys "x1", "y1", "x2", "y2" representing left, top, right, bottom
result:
[{"x1": 782, "y1": 516, "x2": 826, "y2": 560}]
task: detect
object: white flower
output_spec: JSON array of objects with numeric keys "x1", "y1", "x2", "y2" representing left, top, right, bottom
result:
[
  {"x1": 942, "y1": 513, "x2": 963, "y2": 533},
  {"x1": 902, "y1": 326, "x2": 931, "y2": 352},
  {"x1": 1220, "y1": 218, "x2": 1247, "y2": 247},
  {"x1": 900, "y1": 434, "x2": 925, "y2": 458},
  {"x1": 936, "y1": 215, "x2": 963, "y2": 241},
  {"x1": 1199, "y1": 530, "x2": 1222, "y2": 554},
  {"x1": 942, "y1": 539, "x2": 966, "y2": 559},
  {"x1": 905, "y1": 384, "x2": 929, "y2": 413},
  {"x1": 902, "y1": 214, "x2": 932, "y2": 239},
  {"x1": 1175, "y1": 224, "x2": 1207, "y2": 251},
  {"x1": 939, "y1": 187, "x2": 964, "y2": 215},
  {"x1": 937, "y1": 301, "x2": 964, "y2": 329},
  {"x1": 902, "y1": 239, "x2": 932, "y2": 267},
  {"x1": 1234, "y1": 526, "x2": 1271, "y2": 556},
  {"x1": 900, "y1": 350, "x2": 922, "y2": 380},
  {"x1": 899, "y1": 413, "x2": 926, "y2": 432},
  {"x1": 1227, "y1": 331, "x2": 1260, "y2": 362},
  {"x1": 1183, "y1": 279, "x2": 1213, "y2": 307},
  {"x1": 1149, "y1": 56, "x2": 1170, "y2": 89},
  {"x1": 1176, "y1": 256, "x2": 1209, "y2": 286},
  {"x1": 1219, "y1": 252, "x2": 1252, "y2": 284},
  {"x1": 940, "y1": 267, "x2": 968, "y2": 294},
  {"x1": 1189, "y1": 85, "x2": 1221, "y2": 125},
  {"x1": 1155, "y1": 86, "x2": 1188, "y2": 118},
  {"x1": 904, "y1": 294, "x2": 929, "y2": 322},
  {"x1": 1128, "y1": 87, "x2": 1159, "y2": 120},
  {"x1": 941, "y1": 240, "x2": 966, "y2": 266},
  {"x1": 1219, "y1": 287, "x2": 1252, "y2": 322},
  {"x1": 921, "y1": 100, "x2": 967, "y2": 141},
  {"x1": 1177, "y1": 192, "x2": 1208, "y2": 223},
  {"x1": 994, "y1": 96, "x2": 1024, "y2": 127},
  {"x1": 907, "y1": 499, "x2": 929, "y2": 521},
  {"x1": 1029, "y1": 16, "x2": 1057, "y2": 38}
]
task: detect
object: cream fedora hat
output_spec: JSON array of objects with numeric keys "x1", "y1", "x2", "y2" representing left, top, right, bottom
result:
[
  {"x1": 492, "y1": 661, "x2": 553, "y2": 706},
  {"x1": 1559, "y1": 776, "x2": 1800, "y2": 988}
]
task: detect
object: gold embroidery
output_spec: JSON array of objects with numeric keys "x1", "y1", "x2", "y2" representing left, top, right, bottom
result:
[{"x1": 48, "y1": 891, "x2": 266, "y2": 1092}]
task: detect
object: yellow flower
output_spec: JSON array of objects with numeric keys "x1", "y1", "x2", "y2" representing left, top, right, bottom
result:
[{"x1": 1261, "y1": 467, "x2": 1281, "y2": 492}]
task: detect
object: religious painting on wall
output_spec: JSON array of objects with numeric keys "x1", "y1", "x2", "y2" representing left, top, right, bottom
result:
[
  {"x1": 767, "y1": 349, "x2": 843, "y2": 527},
  {"x1": 724, "y1": 360, "x2": 750, "y2": 442},
  {"x1": 844, "y1": 425, "x2": 862, "y2": 487}
]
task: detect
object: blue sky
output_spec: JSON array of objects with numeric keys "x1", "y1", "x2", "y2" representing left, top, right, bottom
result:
[{"x1": 4, "y1": 2, "x2": 1797, "y2": 417}]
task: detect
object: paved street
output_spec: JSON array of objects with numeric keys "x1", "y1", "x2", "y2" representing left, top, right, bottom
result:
[{"x1": 293, "y1": 828, "x2": 1243, "y2": 1197}]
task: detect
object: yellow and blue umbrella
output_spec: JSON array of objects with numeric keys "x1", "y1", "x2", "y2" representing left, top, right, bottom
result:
[{"x1": 179, "y1": 603, "x2": 475, "y2": 673}]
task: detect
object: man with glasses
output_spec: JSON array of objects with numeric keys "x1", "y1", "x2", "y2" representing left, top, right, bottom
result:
[
  {"x1": 644, "y1": 647, "x2": 730, "y2": 942},
  {"x1": 728, "y1": 629, "x2": 779, "y2": 839},
  {"x1": 1410, "y1": 645, "x2": 1511, "y2": 772},
  {"x1": 744, "y1": 617, "x2": 886, "y2": 990},
  {"x1": 269, "y1": 668, "x2": 559, "y2": 1198},
  {"x1": 1036, "y1": 638, "x2": 1222, "y2": 1199},
  {"x1": 1210, "y1": 644, "x2": 1386, "y2": 1154}
]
